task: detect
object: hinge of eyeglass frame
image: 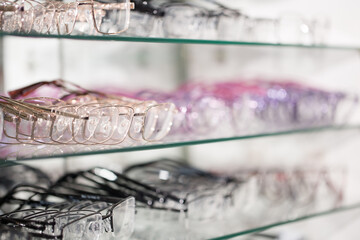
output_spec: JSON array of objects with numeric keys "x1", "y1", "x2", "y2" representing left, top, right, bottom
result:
[
  {"x1": 0, "y1": 96, "x2": 86, "y2": 120},
  {"x1": 1, "y1": 103, "x2": 32, "y2": 120}
]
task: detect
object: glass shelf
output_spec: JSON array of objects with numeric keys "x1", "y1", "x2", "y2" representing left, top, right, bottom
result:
[
  {"x1": 246, "y1": 204, "x2": 360, "y2": 240},
  {"x1": 0, "y1": 125, "x2": 358, "y2": 163},
  {"x1": 125, "y1": 202, "x2": 360, "y2": 240},
  {"x1": 0, "y1": 32, "x2": 358, "y2": 50},
  {"x1": 207, "y1": 203, "x2": 360, "y2": 240}
]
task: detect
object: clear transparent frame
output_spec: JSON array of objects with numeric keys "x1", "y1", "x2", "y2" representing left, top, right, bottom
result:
[
  {"x1": 0, "y1": 0, "x2": 31, "y2": 33},
  {"x1": 0, "y1": 0, "x2": 135, "y2": 35},
  {"x1": 0, "y1": 96, "x2": 84, "y2": 144},
  {"x1": 0, "y1": 96, "x2": 176, "y2": 145},
  {"x1": 0, "y1": 186, "x2": 135, "y2": 239}
]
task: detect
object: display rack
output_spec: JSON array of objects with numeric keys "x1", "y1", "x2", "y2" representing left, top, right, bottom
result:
[{"x1": 1, "y1": 25, "x2": 360, "y2": 239}]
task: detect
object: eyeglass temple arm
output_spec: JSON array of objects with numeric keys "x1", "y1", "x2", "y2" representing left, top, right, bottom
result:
[
  {"x1": 57, "y1": 173, "x2": 157, "y2": 207},
  {"x1": 0, "y1": 101, "x2": 62, "y2": 123},
  {"x1": 126, "y1": 158, "x2": 235, "y2": 182},
  {"x1": 9, "y1": 79, "x2": 142, "y2": 105},
  {"x1": 8, "y1": 80, "x2": 89, "y2": 99},
  {"x1": 8, "y1": 81, "x2": 56, "y2": 99},
  {"x1": 0, "y1": 184, "x2": 50, "y2": 208},
  {"x1": 91, "y1": 167, "x2": 185, "y2": 204},
  {"x1": 0, "y1": 216, "x2": 63, "y2": 240},
  {"x1": 53, "y1": 181, "x2": 118, "y2": 201},
  {"x1": 79, "y1": 170, "x2": 162, "y2": 205},
  {"x1": 82, "y1": 172, "x2": 140, "y2": 198},
  {"x1": 0, "y1": 102, "x2": 33, "y2": 119},
  {"x1": 0, "y1": 96, "x2": 87, "y2": 120},
  {"x1": 2, "y1": 183, "x2": 122, "y2": 207},
  {"x1": 0, "y1": 217, "x2": 46, "y2": 231},
  {"x1": 52, "y1": 173, "x2": 128, "y2": 202}
]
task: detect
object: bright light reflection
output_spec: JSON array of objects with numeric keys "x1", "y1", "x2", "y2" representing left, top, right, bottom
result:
[
  {"x1": 94, "y1": 168, "x2": 117, "y2": 181},
  {"x1": 159, "y1": 170, "x2": 170, "y2": 181}
]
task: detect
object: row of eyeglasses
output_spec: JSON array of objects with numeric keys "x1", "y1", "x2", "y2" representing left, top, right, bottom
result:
[
  {"x1": 1, "y1": 79, "x2": 357, "y2": 145},
  {"x1": 0, "y1": 0, "x2": 135, "y2": 35},
  {"x1": 0, "y1": 159, "x2": 344, "y2": 239},
  {"x1": 104, "y1": 80, "x2": 358, "y2": 139},
  {"x1": 128, "y1": 0, "x2": 330, "y2": 44},
  {"x1": 0, "y1": 0, "x2": 329, "y2": 44},
  {"x1": 0, "y1": 80, "x2": 177, "y2": 145}
]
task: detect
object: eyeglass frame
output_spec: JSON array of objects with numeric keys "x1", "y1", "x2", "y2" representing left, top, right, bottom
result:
[{"x1": 0, "y1": 0, "x2": 135, "y2": 35}]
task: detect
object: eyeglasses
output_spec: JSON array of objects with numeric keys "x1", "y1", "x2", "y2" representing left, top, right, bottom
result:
[
  {"x1": 0, "y1": 184, "x2": 136, "y2": 239},
  {"x1": 46, "y1": 161, "x2": 241, "y2": 222},
  {"x1": 50, "y1": 167, "x2": 186, "y2": 212},
  {"x1": 121, "y1": 80, "x2": 358, "y2": 138},
  {"x1": 0, "y1": 96, "x2": 175, "y2": 144},
  {"x1": 231, "y1": 168, "x2": 345, "y2": 224},
  {"x1": 160, "y1": 0, "x2": 240, "y2": 39},
  {"x1": 3, "y1": 79, "x2": 357, "y2": 146},
  {"x1": 1, "y1": 82, "x2": 177, "y2": 145},
  {"x1": 124, "y1": 158, "x2": 241, "y2": 221},
  {"x1": 0, "y1": 162, "x2": 346, "y2": 239},
  {"x1": 0, "y1": 96, "x2": 87, "y2": 144},
  {"x1": 124, "y1": 158, "x2": 236, "y2": 188},
  {"x1": 50, "y1": 166, "x2": 241, "y2": 223},
  {"x1": 1, "y1": 210, "x2": 103, "y2": 239},
  {"x1": 0, "y1": 0, "x2": 135, "y2": 35},
  {"x1": 122, "y1": 0, "x2": 243, "y2": 39},
  {"x1": 113, "y1": 0, "x2": 330, "y2": 45}
]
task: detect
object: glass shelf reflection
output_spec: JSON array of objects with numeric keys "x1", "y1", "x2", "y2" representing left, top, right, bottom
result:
[
  {"x1": 207, "y1": 203, "x2": 360, "y2": 240},
  {"x1": 0, "y1": 125, "x2": 358, "y2": 162},
  {"x1": 125, "y1": 202, "x2": 360, "y2": 240}
]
